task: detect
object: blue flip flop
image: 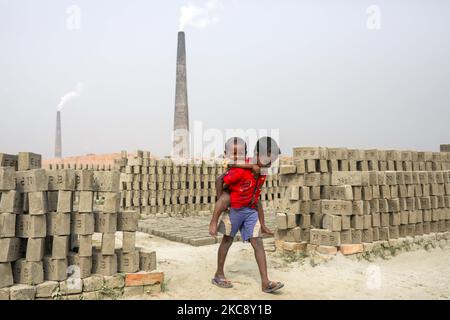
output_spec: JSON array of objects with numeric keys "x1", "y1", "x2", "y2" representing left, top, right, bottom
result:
[
  {"x1": 263, "y1": 281, "x2": 284, "y2": 293},
  {"x1": 211, "y1": 277, "x2": 233, "y2": 288}
]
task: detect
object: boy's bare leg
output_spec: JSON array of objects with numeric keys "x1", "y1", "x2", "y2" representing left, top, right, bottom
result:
[
  {"x1": 215, "y1": 235, "x2": 234, "y2": 280},
  {"x1": 215, "y1": 173, "x2": 226, "y2": 198},
  {"x1": 249, "y1": 237, "x2": 271, "y2": 290},
  {"x1": 209, "y1": 193, "x2": 230, "y2": 236},
  {"x1": 211, "y1": 192, "x2": 233, "y2": 282}
]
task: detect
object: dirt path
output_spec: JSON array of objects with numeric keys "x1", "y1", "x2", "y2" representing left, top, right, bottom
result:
[{"x1": 133, "y1": 232, "x2": 450, "y2": 300}]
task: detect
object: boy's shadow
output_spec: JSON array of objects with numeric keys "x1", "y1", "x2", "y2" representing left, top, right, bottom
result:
[{"x1": 225, "y1": 256, "x2": 285, "y2": 295}]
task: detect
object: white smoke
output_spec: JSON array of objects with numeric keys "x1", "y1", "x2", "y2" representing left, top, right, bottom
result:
[
  {"x1": 57, "y1": 82, "x2": 83, "y2": 111},
  {"x1": 179, "y1": 0, "x2": 224, "y2": 31}
]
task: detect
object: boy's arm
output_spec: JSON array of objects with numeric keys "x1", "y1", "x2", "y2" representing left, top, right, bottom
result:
[
  {"x1": 257, "y1": 200, "x2": 273, "y2": 235},
  {"x1": 256, "y1": 200, "x2": 266, "y2": 226},
  {"x1": 228, "y1": 163, "x2": 260, "y2": 175}
]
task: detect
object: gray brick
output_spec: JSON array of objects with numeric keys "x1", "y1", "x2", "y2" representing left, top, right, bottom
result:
[
  {"x1": 12, "y1": 259, "x2": 44, "y2": 285},
  {"x1": 47, "y1": 169, "x2": 76, "y2": 191},
  {"x1": 0, "y1": 167, "x2": 16, "y2": 190},
  {"x1": 101, "y1": 233, "x2": 116, "y2": 255},
  {"x1": 92, "y1": 251, "x2": 117, "y2": 276},
  {"x1": 93, "y1": 171, "x2": 120, "y2": 192},
  {"x1": 71, "y1": 213, "x2": 94, "y2": 235},
  {"x1": 0, "y1": 237, "x2": 21, "y2": 262},
  {"x1": 95, "y1": 212, "x2": 117, "y2": 233},
  {"x1": 18, "y1": 152, "x2": 41, "y2": 171},
  {"x1": 14, "y1": 169, "x2": 47, "y2": 192},
  {"x1": 36, "y1": 281, "x2": 59, "y2": 298},
  {"x1": 52, "y1": 236, "x2": 69, "y2": 259},
  {"x1": 78, "y1": 191, "x2": 93, "y2": 212},
  {"x1": 116, "y1": 249, "x2": 139, "y2": 273},
  {"x1": 351, "y1": 229, "x2": 362, "y2": 244},
  {"x1": 117, "y1": 211, "x2": 138, "y2": 232},
  {"x1": 57, "y1": 191, "x2": 73, "y2": 213},
  {"x1": 28, "y1": 192, "x2": 48, "y2": 215},
  {"x1": 322, "y1": 214, "x2": 341, "y2": 231},
  {"x1": 60, "y1": 278, "x2": 83, "y2": 295},
  {"x1": 46, "y1": 212, "x2": 71, "y2": 236},
  {"x1": 0, "y1": 213, "x2": 16, "y2": 238},
  {"x1": 103, "y1": 192, "x2": 121, "y2": 213},
  {"x1": 0, "y1": 287, "x2": 10, "y2": 300},
  {"x1": 0, "y1": 191, "x2": 21, "y2": 213},
  {"x1": 74, "y1": 170, "x2": 94, "y2": 191},
  {"x1": 82, "y1": 275, "x2": 104, "y2": 292},
  {"x1": 139, "y1": 249, "x2": 156, "y2": 272},
  {"x1": 0, "y1": 263, "x2": 13, "y2": 289},
  {"x1": 103, "y1": 274, "x2": 124, "y2": 289},
  {"x1": 10, "y1": 284, "x2": 36, "y2": 300},
  {"x1": 321, "y1": 200, "x2": 352, "y2": 216},
  {"x1": 26, "y1": 237, "x2": 45, "y2": 261},
  {"x1": 0, "y1": 153, "x2": 18, "y2": 169},
  {"x1": 78, "y1": 235, "x2": 92, "y2": 257},
  {"x1": 67, "y1": 253, "x2": 92, "y2": 279},
  {"x1": 122, "y1": 232, "x2": 136, "y2": 253}
]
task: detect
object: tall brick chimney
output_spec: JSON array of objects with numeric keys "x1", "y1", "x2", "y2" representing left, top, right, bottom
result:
[
  {"x1": 172, "y1": 31, "x2": 190, "y2": 159},
  {"x1": 55, "y1": 111, "x2": 62, "y2": 158}
]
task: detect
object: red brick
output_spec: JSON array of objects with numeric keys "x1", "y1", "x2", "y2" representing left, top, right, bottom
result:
[
  {"x1": 282, "y1": 241, "x2": 307, "y2": 252},
  {"x1": 125, "y1": 272, "x2": 164, "y2": 287},
  {"x1": 275, "y1": 240, "x2": 284, "y2": 251},
  {"x1": 339, "y1": 244, "x2": 363, "y2": 255},
  {"x1": 316, "y1": 245, "x2": 338, "y2": 255}
]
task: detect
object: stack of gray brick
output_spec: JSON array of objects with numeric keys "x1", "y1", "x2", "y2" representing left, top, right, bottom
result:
[
  {"x1": 276, "y1": 147, "x2": 450, "y2": 254},
  {"x1": 1, "y1": 152, "x2": 161, "y2": 300},
  {"x1": 13, "y1": 153, "x2": 46, "y2": 289},
  {"x1": 91, "y1": 171, "x2": 120, "y2": 276},
  {"x1": 1, "y1": 164, "x2": 19, "y2": 291},
  {"x1": 46, "y1": 169, "x2": 77, "y2": 285}
]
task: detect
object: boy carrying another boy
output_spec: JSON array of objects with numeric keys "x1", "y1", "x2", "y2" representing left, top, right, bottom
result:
[{"x1": 209, "y1": 136, "x2": 284, "y2": 293}]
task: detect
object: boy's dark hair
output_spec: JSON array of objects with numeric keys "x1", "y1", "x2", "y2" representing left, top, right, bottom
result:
[
  {"x1": 254, "y1": 136, "x2": 281, "y2": 156},
  {"x1": 224, "y1": 137, "x2": 247, "y2": 155}
]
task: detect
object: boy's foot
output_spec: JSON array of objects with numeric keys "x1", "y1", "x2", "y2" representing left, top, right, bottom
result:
[
  {"x1": 262, "y1": 281, "x2": 284, "y2": 293},
  {"x1": 211, "y1": 276, "x2": 233, "y2": 288}
]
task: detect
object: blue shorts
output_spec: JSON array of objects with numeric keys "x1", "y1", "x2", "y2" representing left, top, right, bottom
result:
[{"x1": 218, "y1": 207, "x2": 261, "y2": 242}]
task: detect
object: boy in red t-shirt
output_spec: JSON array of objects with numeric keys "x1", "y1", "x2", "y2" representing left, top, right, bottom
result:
[{"x1": 209, "y1": 137, "x2": 284, "y2": 293}]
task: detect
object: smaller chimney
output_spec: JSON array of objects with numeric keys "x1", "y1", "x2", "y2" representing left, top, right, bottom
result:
[{"x1": 55, "y1": 111, "x2": 62, "y2": 158}]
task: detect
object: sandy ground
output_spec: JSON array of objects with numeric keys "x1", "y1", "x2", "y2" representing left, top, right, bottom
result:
[{"x1": 131, "y1": 232, "x2": 450, "y2": 300}]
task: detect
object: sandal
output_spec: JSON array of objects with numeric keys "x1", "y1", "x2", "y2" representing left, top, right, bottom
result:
[
  {"x1": 211, "y1": 276, "x2": 233, "y2": 288},
  {"x1": 263, "y1": 281, "x2": 284, "y2": 293}
]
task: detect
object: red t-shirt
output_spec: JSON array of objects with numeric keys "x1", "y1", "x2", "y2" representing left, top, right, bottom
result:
[{"x1": 223, "y1": 167, "x2": 266, "y2": 209}]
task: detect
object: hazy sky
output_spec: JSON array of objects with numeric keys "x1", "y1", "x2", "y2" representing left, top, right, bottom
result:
[{"x1": 1, "y1": 0, "x2": 449, "y2": 159}]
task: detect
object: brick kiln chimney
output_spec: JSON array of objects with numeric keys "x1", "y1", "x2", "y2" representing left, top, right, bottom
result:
[
  {"x1": 172, "y1": 31, "x2": 190, "y2": 159},
  {"x1": 55, "y1": 111, "x2": 62, "y2": 158}
]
